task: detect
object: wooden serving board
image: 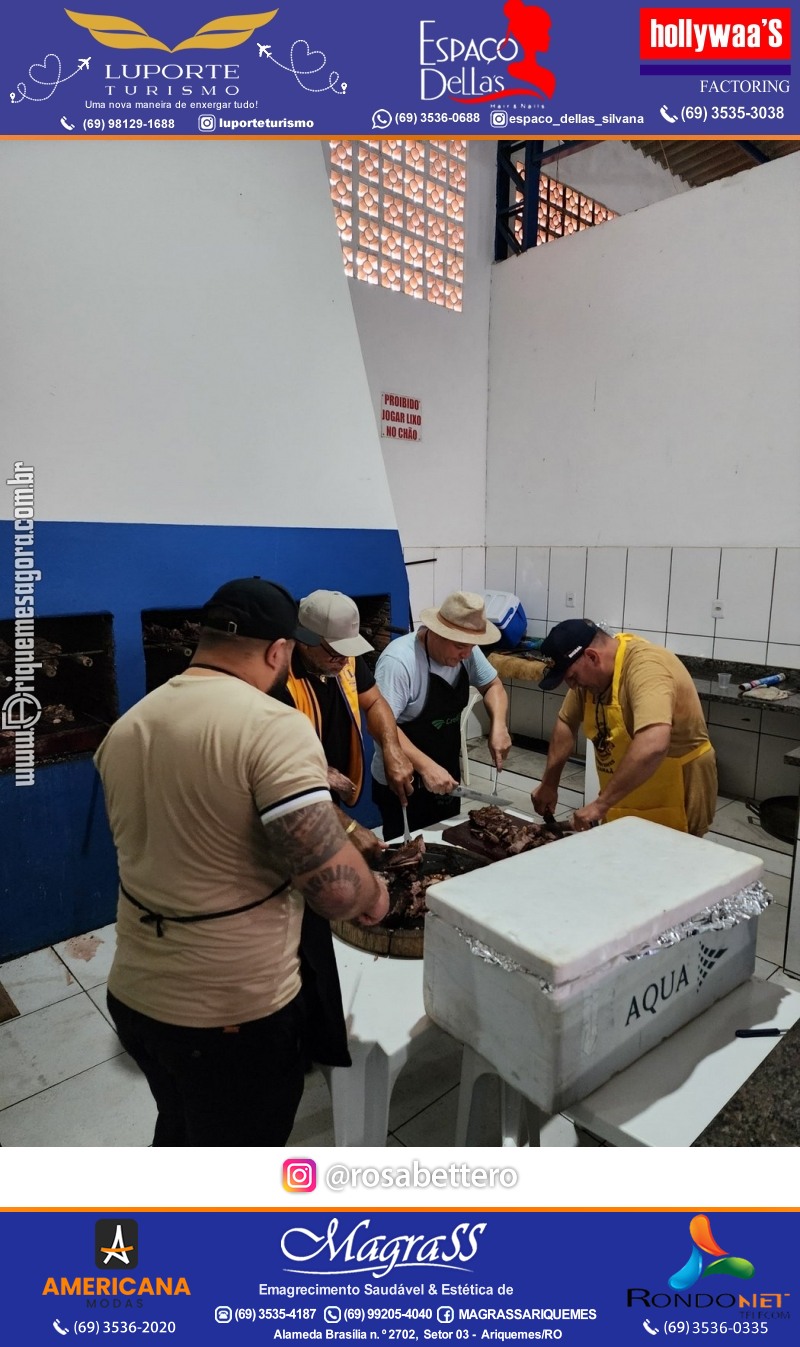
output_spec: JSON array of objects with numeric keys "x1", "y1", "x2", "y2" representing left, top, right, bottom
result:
[
  {"x1": 331, "y1": 921, "x2": 424, "y2": 960},
  {"x1": 441, "y1": 814, "x2": 569, "y2": 863},
  {"x1": 440, "y1": 819, "x2": 508, "y2": 862},
  {"x1": 331, "y1": 841, "x2": 489, "y2": 960}
]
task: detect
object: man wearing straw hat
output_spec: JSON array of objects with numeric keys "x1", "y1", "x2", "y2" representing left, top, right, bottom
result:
[{"x1": 372, "y1": 592, "x2": 511, "y2": 840}]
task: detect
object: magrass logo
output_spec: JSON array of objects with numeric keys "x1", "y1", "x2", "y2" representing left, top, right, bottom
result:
[
  {"x1": 669, "y1": 1214, "x2": 754, "y2": 1291},
  {"x1": 96, "y1": 1219, "x2": 138, "y2": 1269}
]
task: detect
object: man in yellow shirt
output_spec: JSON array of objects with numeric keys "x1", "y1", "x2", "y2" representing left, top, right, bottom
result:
[{"x1": 532, "y1": 619, "x2": 717, "y2": 836}]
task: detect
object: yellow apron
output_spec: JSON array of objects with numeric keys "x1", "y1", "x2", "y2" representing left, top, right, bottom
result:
[
  {"x1": 287, "y1": 658, "x2": 365, "y2": 801},
  {"x1": 582, "y1": 633, "x2": 712, "y2": 833}
]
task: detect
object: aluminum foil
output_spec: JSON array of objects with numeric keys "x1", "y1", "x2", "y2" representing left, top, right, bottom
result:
[
  {"x1": 624, "y1": 879, "x2": 772, "y2": 960},
  {"x1": 453, "y1": 880, "x2": 772, "y2": 992},
  {"x1": 452, "y1": 933, "x2": 555, "y2": 991}
]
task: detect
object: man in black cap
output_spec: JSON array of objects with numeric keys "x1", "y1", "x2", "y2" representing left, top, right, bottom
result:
[
  {"x1": 532, "y1": 618, "x2": 716, "y2": 836},
  {"x1": 95, "y1": 576, "x2": 389, "y2": 1147}
]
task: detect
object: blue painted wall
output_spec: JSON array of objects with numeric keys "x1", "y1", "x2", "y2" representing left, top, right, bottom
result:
[{"x1": 0, "y1": 520, "x2": 408, "y2": 960}]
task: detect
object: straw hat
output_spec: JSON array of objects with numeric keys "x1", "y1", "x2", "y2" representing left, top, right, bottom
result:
[{"x1": 419, "y1": 592, "x2": 501, "y2": 646}]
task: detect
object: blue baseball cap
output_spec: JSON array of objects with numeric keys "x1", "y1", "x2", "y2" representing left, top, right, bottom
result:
[{"x1": 539, "y1": 619, "x2": 599, "y2": 690}]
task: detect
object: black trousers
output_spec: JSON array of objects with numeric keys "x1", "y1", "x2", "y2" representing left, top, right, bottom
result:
[
  {"x1": 107, "y1": 989, "x2": 306, "y2": 1147},
  {"x1": 372, "y1": 777, "x2": 460, "y2": 843}
]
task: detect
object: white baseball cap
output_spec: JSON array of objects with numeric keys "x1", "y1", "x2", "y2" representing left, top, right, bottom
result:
[{"x1": 298, "y1": 590, "x2": 373, "y2": 656}]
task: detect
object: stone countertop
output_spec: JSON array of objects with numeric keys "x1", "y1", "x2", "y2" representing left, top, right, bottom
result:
[
  {"x1": 693, "y1": 1017, "x2": 800, "y2": 1146},
  {"x1": 691, "y1": 675, "x2": 800, "y2": 717},
  {"x1": 488, "y1": 648, "x2": 800, "y2": 717}
]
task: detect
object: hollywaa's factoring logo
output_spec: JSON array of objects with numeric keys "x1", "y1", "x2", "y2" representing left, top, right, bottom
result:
[
  {"x1": 420, "y1": 1, "x2": 557, "y2": 104},
  {"x1": 281, "y1": 1217, "x2": 487, "y2": 1280},
  {"x1": 65, "y1": 8, "x2": 278, "y2": 51}
]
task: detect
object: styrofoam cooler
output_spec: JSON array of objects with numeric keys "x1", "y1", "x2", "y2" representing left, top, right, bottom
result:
[
  {"x1": 423, "y1": 818, "x2": 763, "y2": 1114},
  {"x1": 483, "y1": 590, "x2": 527, "y2": 650}
]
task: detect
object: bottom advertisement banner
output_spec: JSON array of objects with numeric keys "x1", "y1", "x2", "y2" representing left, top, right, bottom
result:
[{"x1": 0, "y1": 1209, "x2": 795, "y2": 1346}]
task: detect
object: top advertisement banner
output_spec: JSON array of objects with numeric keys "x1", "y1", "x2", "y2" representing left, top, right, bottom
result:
[{"x1": 1, "y1": 0, "x2": 798, "y2": 139}]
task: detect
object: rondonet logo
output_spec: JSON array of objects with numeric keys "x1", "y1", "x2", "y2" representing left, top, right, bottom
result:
[
  {"x1": 629, "y1": 1216, "x2": 791, "y2": 1316},
  {"x1": 281, "y1": 1217, "x2": 487, "y2": 1279},
  {"x1": 669, "y1": 1215, "x2": 754, "y2": 1291}
]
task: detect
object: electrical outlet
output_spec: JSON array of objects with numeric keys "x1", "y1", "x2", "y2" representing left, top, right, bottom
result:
[
  {"x1": 711, "y1": 600, "x2": 724, "y2": 618},
  {"x1": 565, "y1": 591, "x2": 575, "y2": 608}
]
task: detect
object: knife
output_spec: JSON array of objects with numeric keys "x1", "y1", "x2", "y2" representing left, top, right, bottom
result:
[
  {"x1": 542, "y1": 809, "x2": 567, "y2": 838},
  {"x1": 451, "y1": 785, "x2": 514, "y2": 807}
]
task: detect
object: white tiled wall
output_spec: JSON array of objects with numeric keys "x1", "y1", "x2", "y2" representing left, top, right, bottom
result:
[
  {"x1": 404, "y1": 545, "x2": 800, "y2": 669},
  {"x1": 622, "y1": 548, "x2": 671, "y2": 635},
  {"x1": 402, "y1": 544, "x2": 800, "y2": 799}
]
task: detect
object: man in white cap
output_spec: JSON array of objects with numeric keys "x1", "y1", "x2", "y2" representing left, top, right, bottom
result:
[
  {"x1": 372, "y1": 592, "x2": 512, "y2": 839},
  {"x1": 281, "y1": 590, "x2": 414, "y2": 819}
]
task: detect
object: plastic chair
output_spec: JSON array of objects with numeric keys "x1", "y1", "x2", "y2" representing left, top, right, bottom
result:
[
  {"x1": 455, "y1": 1046, "x2": 548, "y2": 1146},
  {"x1": 459, "y1": 686, "x2": 483, "y2": 786}
]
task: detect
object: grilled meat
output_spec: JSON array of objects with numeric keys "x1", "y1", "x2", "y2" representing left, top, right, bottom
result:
[
  {"x1": 467, "y1": 805, "x2": 571, "y2": 857},
  {"x1": 385, "y1": 835, "x2": 426, "y2": 869}
]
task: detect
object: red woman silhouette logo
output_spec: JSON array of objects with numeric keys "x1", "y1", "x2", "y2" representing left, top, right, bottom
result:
[
  {"x1": 448, "y1": 1, "x2": 557, "y2": 105},
  {"x1": 503, "y1": 0, "x2": 556, "y2": 99}
]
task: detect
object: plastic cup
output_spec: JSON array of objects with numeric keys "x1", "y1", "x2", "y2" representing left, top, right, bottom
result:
[{"x1": 716, "y1": 672, "x2": 732, "y2": 689}]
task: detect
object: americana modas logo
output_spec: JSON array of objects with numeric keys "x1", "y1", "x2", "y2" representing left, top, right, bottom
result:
[
  {"x1": 65, "y1": 8, "x2": 277, "y2": 52},
  {"x1": 95, "y1": 1219, "x2": 139, "y2": 1270},
  {"x1": 669, "y1": 1214, "x2": 754, "y2": 1290}
]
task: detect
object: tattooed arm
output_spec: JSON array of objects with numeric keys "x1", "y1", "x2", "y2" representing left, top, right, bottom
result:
[{"x1": 262, "y1": 801, "x2": 389, "y2": 927}]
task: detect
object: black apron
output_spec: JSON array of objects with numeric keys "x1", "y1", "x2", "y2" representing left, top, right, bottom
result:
[{"x1": 375, "y1": 635, "x2": 470, "y2": 838}]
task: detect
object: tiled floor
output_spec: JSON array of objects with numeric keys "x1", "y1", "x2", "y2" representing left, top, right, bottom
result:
[{"x1": 0, "y1": 741, "x2": 795, "y2": 1148}]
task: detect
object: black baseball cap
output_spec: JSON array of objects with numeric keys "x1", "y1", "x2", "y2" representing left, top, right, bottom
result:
[
  {"x1": 539, "y1": 619, "x2": 599, "y2": 690},
  {"x1": 201, "y1": 577, "x2": 321, "y2": 644}
]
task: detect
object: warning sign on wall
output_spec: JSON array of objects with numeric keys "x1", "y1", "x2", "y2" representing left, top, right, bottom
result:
[{"x1": 380, "y1": 392, "x2": 423, "y2": 443}]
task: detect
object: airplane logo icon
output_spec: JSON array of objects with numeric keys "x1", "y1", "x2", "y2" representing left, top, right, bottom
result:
[{"x1": 258, "y1": 44, "x2": 271, "y2": 57}]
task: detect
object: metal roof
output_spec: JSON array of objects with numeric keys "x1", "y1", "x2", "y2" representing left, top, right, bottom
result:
[{"x1": 627, "y1": 139, "x2": 800, "y2": 188}]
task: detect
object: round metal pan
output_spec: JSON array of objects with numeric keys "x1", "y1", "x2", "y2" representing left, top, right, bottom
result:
[{"x1": 746, "y1": 795, "x2": 799, "y2": 845}]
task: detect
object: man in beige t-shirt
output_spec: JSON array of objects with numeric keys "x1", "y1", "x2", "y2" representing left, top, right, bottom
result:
[
  {"x1": 95, "y1": 577, "x2": 388, "y2": 1147},
  {"x1": 531, "y1": 619, "x2": 717, "y2": 836}
]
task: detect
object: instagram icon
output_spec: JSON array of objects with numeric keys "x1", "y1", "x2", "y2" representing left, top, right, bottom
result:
[{"x1": 283, "y1": 1158, "x2": 317, "y2": 1192}]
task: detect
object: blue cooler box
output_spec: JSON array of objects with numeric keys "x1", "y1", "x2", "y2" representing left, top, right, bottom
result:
[{"x1": 483, "y1": 590, "x2": 528, "y2": 650}]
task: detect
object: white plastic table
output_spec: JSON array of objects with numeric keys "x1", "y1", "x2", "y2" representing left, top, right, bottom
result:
[
  {"x1": 322, "y1": 816, "x2": 800, "y2": 1149},
  {"x1": 456, "y1": 975, "x2": 800, "y2": 1147},
  {"x1": 322, "y1": 937, "x2": 436, "y2": 1146},
  {"x1": 320, "y1": 821, "x2": 468, "y2": 1147}
]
